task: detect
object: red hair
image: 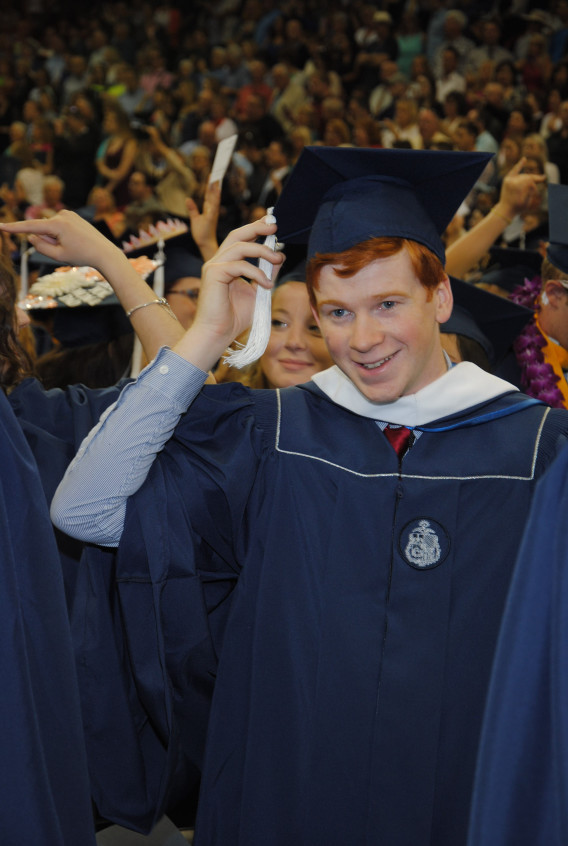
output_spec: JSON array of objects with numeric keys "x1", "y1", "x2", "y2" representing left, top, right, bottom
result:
[{"x1": 306, "y1": 238, "x2": 446, "y2": 309}]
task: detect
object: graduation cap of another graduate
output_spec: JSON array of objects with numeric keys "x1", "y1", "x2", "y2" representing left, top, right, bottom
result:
[
  {"x1": 163, "y1": 247, "x2": 203, "y2": 292},
  {"x1": 546, "y1": 183, "x2": 568, "y2": 275},
  {"x1": 18, "y1": 263, "x2": 155, "y2": 349},
  {"x1": 480, "y1": 246, "x2": 543, "y2": 295},
  {"x1": 443, "y1": 277, "x2": 534, "y2": 366},
  {"x1": 227, "y1": 147, "x2": 492, "y2": 368}
]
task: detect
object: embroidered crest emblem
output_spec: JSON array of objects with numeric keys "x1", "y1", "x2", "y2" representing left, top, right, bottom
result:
[{"x1": 400, "y1": 518, "x2": 450, "y2": 570}]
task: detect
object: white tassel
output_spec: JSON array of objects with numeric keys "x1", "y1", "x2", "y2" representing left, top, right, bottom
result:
[{"x1": 223, "y1": 213, "x2": 276, "y2": 369}]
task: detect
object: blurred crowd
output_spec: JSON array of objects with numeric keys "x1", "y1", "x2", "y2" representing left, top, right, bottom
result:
[{"x1": 1, "y1": 0, "x2": 568, "y2": 253}]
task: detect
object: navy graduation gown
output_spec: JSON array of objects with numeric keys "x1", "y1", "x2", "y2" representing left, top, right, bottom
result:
[
  {"x1": 0, "y1": 388, "x2": 94, "y2": 844},
  {"x1": 115, "y1": 381, "x2": 568, "y2": 846},
  {"x1": 468, "y1": 441, "x2": 568, "y2": 846},
  {"x1": 9, "y1": 378, "x2": 197, "y2": 834}
]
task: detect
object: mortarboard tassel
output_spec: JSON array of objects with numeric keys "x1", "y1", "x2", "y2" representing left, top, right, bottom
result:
[{"x1": 223, "y1": 210, "x2": 276, "y2": 369}]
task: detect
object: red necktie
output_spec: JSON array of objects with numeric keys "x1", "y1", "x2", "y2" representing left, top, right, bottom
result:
[{"x1": 384, "y1": 425, "x2": 413, "y2": 458}]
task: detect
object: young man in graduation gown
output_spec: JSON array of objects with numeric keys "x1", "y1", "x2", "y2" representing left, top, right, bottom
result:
[{"x1": 47, "y1": 148, "x2": 568, "y2": 846}]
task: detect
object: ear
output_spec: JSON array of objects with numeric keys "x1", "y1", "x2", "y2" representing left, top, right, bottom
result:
[
  {"x1": 543, "y1": 280, "x2": 568, "y2": 307},
  {"x1": 434, "y1": 275, "x2": 453, "y2": 325}
]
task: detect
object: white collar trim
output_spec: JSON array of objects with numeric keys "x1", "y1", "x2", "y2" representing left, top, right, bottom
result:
[{"x1": 311, "y1": 363, "x2": 518, "y2": 427}]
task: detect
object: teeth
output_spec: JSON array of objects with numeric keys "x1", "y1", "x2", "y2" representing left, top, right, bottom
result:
[{"x1": 363, "y1": 355, "x2": 393, "y2": 370}]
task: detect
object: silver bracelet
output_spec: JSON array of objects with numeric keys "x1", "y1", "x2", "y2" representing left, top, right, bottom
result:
[{"x1": 125, "y1": 297, "x2": 178, "y2": 321}]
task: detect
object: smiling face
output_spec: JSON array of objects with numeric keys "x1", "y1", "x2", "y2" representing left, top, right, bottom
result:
[
  {"x1": 260, "y1": 281, "x2": 333, "y2": 388},
  {"x1": 312, "y1": 249, "x2": 452, "y2": 403}
]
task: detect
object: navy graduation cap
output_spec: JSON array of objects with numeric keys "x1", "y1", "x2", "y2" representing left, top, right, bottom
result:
[
  {"x1": 546, "y1": 183, "x2": 568, "y2": 274},
  {"x1": 443, "y1": 277, "x2": 533, "y2": 364},
  {"x1": 162, "y1": 248, "x2": 203, "y2": 293},
  {"x1": 274, "y1": 147, "x2": 492, "y2": 264},
  {"x1": 482, "y1": 246, "x2": 543, "y2": 295}
]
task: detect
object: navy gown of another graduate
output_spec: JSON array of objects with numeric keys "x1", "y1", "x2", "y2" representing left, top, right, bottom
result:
[
  {"x1": 10, "y1": 376, "x2": 206, "y2": 834},
  {"x1": 0, "y1": 387, "x2": 94, "y2": 844},
  {"x1": 113, "y1": 377, "x2": 568, "y2": 846},
  {"x1": 468, "y1": 442, "x2": 568, "y2": 846}
]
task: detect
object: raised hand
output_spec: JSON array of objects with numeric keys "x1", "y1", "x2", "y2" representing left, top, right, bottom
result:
[
  {"x1": 173, "y1": 214, "x2": 284, "y2": 372},
  {"x1": 186, "y1": 180, "x2": 221, "y2": 261},
  {"x1": 0, "y1": 210, "x2": 123, "y2": 277}
]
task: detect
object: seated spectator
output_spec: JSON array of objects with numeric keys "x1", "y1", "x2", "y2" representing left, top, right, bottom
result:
[
  {"x1": 546, "y1": 99, "x2": 568, "y2": 183},
  {"x1": 477, "y1": 81, "x2": 510, "y2": 143},
  {"x1": 381, "y1": 98, "x2": 422, "y2": 148},
  {"x1": 234, "y1": 59, "x2": 273, "y2": 121},
  {"x1": 322, "y1": 117, "x2": 351, "y2": 147},
  {"x1": 139, "y1": 47, "x2": 174, "y2": 95},
  {"x1": 396, "y1": 10, "x2": 426, "y2": 79},
  {"x1": 440, "y1": 90, "x2": 469, "y2": 138},
  {"x1": 352, "y1": 10, "x2": 399, "y2": 95},
  {"x1": 256, "y1": 137, "x2": 293, "y2": 207},
  {"x1": 269, "y1": 63, "x2": 308, "y2": 134},
  {"x1": 351, "y1": 115, "x2": 383, "y2": 147},
  {"x1": 96, "y1": 101, "x2": 139, "y2": 209},
  {"x1": 210, "y1": 93, "x2": 238, "y2": 142},
  {"x1": 52, "y1": 104, "x2": 99, "y2": 210},
  {"x1": 236, "y1": 93, "x2": 284, "y2": 149},
  {"x1": 435, "y1": 46, "x2": 466, "y2": 104},
  {"x1": 135, "y1": 125, "x2": 196, "y2": 218},
  {"x1": 86, "y1": 185, "x2": 126, "y2": 240},
  {"x1": 494, "y1": 59, "x2": 525, "y2": 111},
  {"x1": 123, "y1": 170, "x2": 165, "y2": 221},
  {"x1": 368, "y1": 60, "x2": 405, "y2": 119},
  {"x1": 431, "y1": 9, "x2": 475, "y2": 78},
  {"x1": 61, "y1": 55, "x2": 88, "y2": 105},
  {"x1": 540, "y1": 87, "x2": 564, "y2": 139},
  {"x1": 14, "y1": 158, "x2": 44, "y2": 209},
  {"x1": 465, "y1": 18, "x2": 514, "y2": 76},
  {"x1": 117, "y1": 65, "x2": 149, "y2": 119},
  {"x1": 417, "y1": 107, "x2": 452, "y2": 149},
  {"x1": 518, "y1": 32, "x2": 553, "y2": 94},
  {"x1": 522, "y1": 133, "x2": 560, "y2": 184},
  {"x1": 25, "y1": 174, "x2": 65, "y2": 219}
]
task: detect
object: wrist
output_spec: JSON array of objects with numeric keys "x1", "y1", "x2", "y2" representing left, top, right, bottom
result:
[
  {"x1": 491, "y1": 204, "x2": 514, "y2": 226},
  {"x1": 172, "y1": 323, "x2": 232, "y2": 373}
]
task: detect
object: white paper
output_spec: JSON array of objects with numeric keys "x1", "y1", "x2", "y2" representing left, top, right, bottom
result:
[{"x1": 209, "y1": 134, "x2": 238, "y2": 184}]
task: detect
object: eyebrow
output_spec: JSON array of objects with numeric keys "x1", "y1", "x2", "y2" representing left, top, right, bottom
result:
[{"x1": 316, "y1": 290, "x2": 409, "y2": 307}]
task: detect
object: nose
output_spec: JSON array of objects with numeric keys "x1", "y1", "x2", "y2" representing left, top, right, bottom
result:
[
  {"x1": 284, "y1": 324, "x2": 308, "y2": 350},
  {"x1": 349, "y1": 314, "x2": 385, "y2": 352}
]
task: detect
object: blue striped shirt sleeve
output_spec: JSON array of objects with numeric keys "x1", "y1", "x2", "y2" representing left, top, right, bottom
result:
[{"x1": 50, "y1": 347, "x2": 208, "y2": 548}]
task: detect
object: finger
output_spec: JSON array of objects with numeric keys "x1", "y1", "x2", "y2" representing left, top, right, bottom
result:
[
  {"x1": 508, "y1": 157, "x2": 526, "y2": 176},
  {"x1": 214, "y1": 239, "x2": 285, "y2": 265},
  {"x1": 0, "y1": 218, "x2": 60, "y2": 236},
  {"x1": 32, "y1": 233, "x2": 59, "y2": 246},
  {"x1": 27, "y1": 233, "x2": 62, "y2": 258},
  {"x1": 219, "y1": 216, "x2": 278, "y2": 249},
  {"x1": 185, "y1": 197, "x2": 198, "y2": 218},
  {"x1": 209, "y1": 258, "x2": 279, "y2": 289}
]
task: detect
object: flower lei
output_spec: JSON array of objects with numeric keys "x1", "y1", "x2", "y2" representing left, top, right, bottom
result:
[{"x1": 510, "y1": 274, "x2": 567, "y2": 408}]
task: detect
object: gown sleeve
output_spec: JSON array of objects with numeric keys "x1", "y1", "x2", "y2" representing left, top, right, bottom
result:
[{"x1": 468, "y1": 440, "x2": 568, "y2": 846}]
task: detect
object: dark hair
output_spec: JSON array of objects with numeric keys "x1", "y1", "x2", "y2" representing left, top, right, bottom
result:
[
  {"x1": 35, "y1": 334, "x2": 133, "y2": 390},
  {"x1": 0, "y1": 256, "x2": 34, "y2": 393}
]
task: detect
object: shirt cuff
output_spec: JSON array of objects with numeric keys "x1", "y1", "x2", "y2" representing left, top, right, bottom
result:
[{"x1": 136, "y1": 346, "x2": 209, "y2": 408}]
